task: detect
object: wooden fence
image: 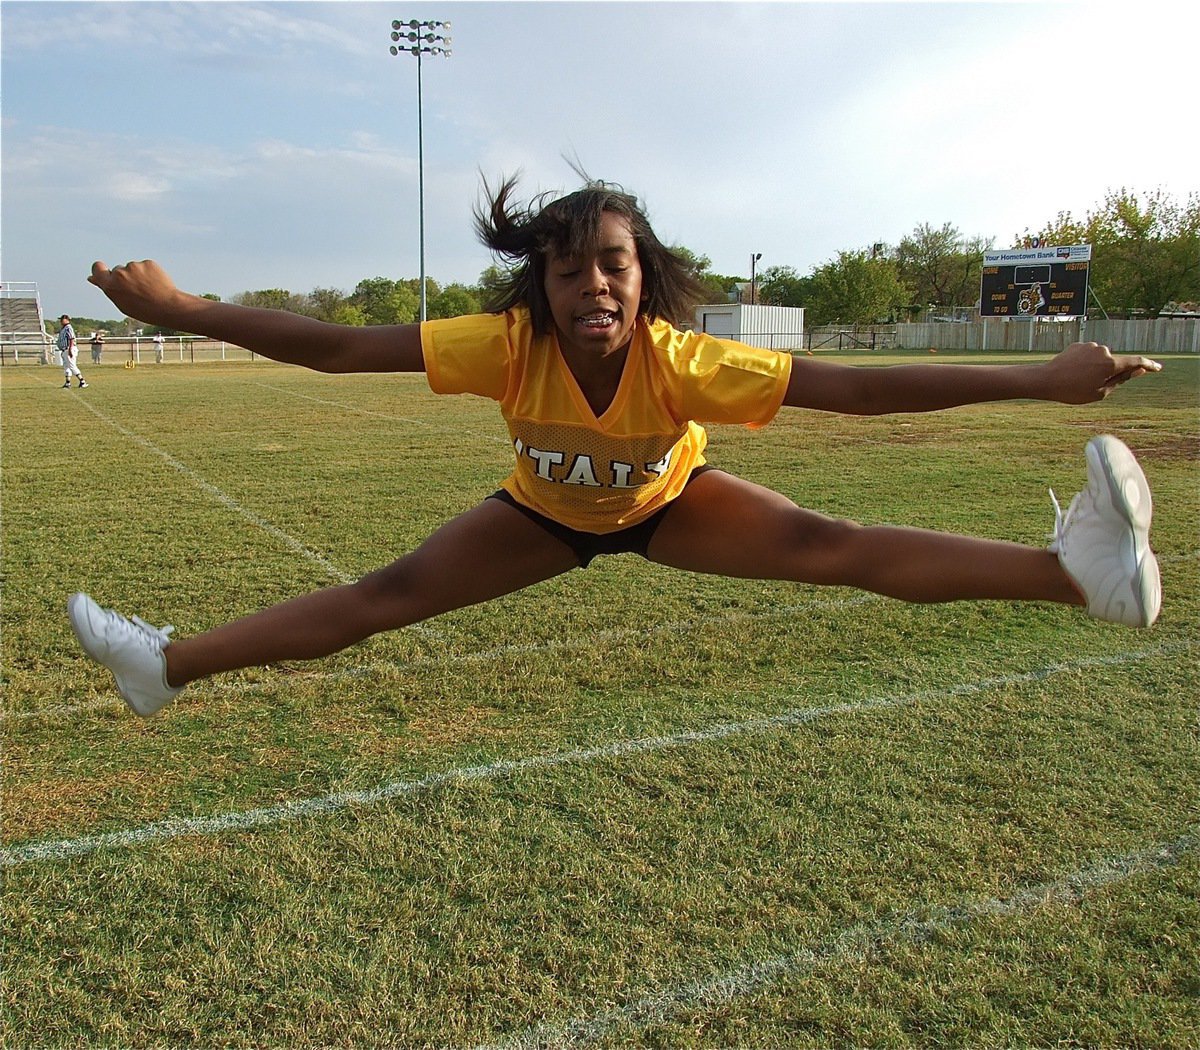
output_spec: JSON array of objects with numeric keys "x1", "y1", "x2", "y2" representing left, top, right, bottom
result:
[{"x1": 894, "y1": 317, "x2": 1199, "y2": 354}]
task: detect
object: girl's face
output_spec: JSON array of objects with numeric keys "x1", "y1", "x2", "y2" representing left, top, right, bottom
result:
[{"x1": 543, "y1": 211, "x2": 644, "y2": 359}]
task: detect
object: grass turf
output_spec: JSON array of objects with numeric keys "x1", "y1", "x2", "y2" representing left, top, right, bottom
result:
[{"x1": 2, "y1": 351, "x2": 1197, "y2": 1046}]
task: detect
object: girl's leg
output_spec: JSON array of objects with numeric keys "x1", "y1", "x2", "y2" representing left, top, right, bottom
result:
[
  {"x1": 645, "y1": 470, "x2": 1083, "y2": 606},
  {"x1": 164, "y1": 499, "x2": 580, "y2": 687}
]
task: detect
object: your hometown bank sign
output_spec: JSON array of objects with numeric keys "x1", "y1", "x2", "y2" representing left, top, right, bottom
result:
[{"x1": 979, "y1": 244, "x2": 1092, "y2": 317}]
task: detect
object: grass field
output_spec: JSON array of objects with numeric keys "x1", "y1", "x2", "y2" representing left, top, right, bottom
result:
[{"x1": 3, "y1": 351, "x2": 1198, "y2": 1048}]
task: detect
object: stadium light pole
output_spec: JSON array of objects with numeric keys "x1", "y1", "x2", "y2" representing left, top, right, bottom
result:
[
  {"x1": 389, "y1": 18, "x2": 452, "y2": 322},
  {"x1": 749, "y1": 252, "x2": 762, "y2": 305}
]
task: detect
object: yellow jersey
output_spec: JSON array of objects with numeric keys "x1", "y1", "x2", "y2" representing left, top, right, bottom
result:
[{"x1": 421, "y1": 308, "x2": 792, "y2": 533}]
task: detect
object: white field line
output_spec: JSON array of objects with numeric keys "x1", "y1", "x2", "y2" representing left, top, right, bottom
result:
[
  {"x1": 249, "y1": 381, "x2": 511, "y2": 446},
  {"x1": 70, "y1": 390, "x2": 355, "y2": 583},
  {"x1": 59, "y1": 386, "x2": 444, "y2": 637},
  {"x1": 480, "y1": 830, "x2": 1198, "y2": 1050},
  {"x1": 7, "y1": 699, "x2": 117, "y2": 722},
  {"x1": 1, "y1": 640, "x2": 1190, "y2": 869}
]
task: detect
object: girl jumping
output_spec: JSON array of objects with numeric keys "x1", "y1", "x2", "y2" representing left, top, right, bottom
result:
[{"x1": 69, "y1": 176, "x2": 1163, "y2": 716}]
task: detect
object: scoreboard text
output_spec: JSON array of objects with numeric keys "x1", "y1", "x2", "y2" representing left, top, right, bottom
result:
[{"x1": 979, "y1": 245, "x2": 1091, "y2": 317}]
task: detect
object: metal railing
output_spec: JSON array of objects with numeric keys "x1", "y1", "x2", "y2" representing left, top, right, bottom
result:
[{"x1": 0, "y1": 334, "x2": 276, "y2": 367}]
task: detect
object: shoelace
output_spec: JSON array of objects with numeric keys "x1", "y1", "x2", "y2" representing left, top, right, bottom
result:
[
  {"x1": 120, "y1": 612, "x2": 176, "y2": 649},
  {"x1": 1048, "y1": 488, "x2": 1068, "y2": 553},
  {"x1": 1047, "y1": 486, "x2": 1089, "y2": 555}
]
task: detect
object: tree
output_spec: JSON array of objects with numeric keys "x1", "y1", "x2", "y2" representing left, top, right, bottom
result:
[
  {"x1": 231, "y1": 288, "x2": 294, "y2": 311},
  {"x1": 757, "y1": 265, "x2": 812, "y2": 309},
  {"x1": 307, "y1": 287, "x2": 366, "y2": 326},
  {"x1": 804, "y1": 251, "x2": 909, "y2": 326},
  {"x1": 670, "y1": 245, "x2": 740, "y2": 304},
  {"x1": 327, "y1": 303, "x2": 367, "y2": 327},
  {"x1": 894, "y1": 223, "x2": 991, "y2": 313},
  {"x1": 1018, "y1": 210, "x2": 1088, "y2": 249},
  {"x1": 349, "y1": 277, "x2": 420, "y2": 326},
  {"x1": 58, "y1": 315, "x2": 122, "y2": 335},
  {"x1": 428, "y1": 283, "x2": 482, "y2": 320},
  {"x1": 1022, "y1": 188, "x2": 1200, "y2": 317},
  {"x1": 476, "y1": 264, "x2": 509, "y2": 307},
  {"x1": 402, "y1": 277, "x2": 442, "y2": 305},
  {"x1": 305, "y1": 287, "x2": 351, "y2": 323}
]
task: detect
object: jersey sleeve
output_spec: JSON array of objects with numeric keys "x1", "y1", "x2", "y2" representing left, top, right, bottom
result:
[
  {"x1": 663, "y1": 327, "x2": 793, "y2": 427},
  {"x1": 420, "y1": 311, "x2": 519, "y2": 402}
]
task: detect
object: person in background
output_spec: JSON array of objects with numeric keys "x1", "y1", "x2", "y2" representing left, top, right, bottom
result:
[
  {"x1": 58, "y1": 315, "x2": 88, "y2": 389},
  {"x1": 91, "y1": 330, "x2": 105, "y2": 365}
]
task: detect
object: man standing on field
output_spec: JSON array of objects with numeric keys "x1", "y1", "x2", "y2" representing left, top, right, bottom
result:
[{"x1": 58, "y1": 315, "x2": 88, "y2": 389}]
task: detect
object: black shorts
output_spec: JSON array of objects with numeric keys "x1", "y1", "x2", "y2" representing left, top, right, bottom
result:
[{"x1": 486, "y1": 465, "x2": 716, "y2": 568}]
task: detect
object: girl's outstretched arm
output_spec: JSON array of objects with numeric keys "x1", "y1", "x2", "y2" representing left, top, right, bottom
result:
[
  {"x1": 88, "y1": 260, "x2": 424, "y2": 374},
  {"x1": 782, "y1": 341, "x2": 1161, "y2": 415}
]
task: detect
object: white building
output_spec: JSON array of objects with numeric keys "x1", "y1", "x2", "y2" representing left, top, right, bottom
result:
[{"x1": 694, "y1": 303, "x2": 806, "y2": 351}]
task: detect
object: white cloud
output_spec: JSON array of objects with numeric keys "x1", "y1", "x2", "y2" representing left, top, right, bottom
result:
[
  {"x1": 5, "y1": 0, "x2": 1198, "y2": 315},
  {"x1": 107, "y1": 172, "x2": 172, "y2": 202}
]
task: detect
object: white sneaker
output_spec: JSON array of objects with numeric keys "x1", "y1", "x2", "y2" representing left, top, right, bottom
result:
[
  {"x1": 68, "y1": 593, "x2": 183, "y2": 716},
  {"x1": 1049, "y1": 435, "x2": 1161, "y2": 628}
]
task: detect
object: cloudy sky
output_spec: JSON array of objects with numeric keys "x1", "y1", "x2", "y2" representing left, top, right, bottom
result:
[{"x1": 4, "y1": 0, "x2": 1197, "y2": 319}]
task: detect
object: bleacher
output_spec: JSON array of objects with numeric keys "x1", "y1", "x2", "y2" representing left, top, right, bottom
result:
[{"x1": 0, "y1": 282, "x2": 55, "y2": 363}]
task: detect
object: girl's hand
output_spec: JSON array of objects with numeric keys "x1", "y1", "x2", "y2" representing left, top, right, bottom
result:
[
  {"x1": 88, "y1": 260, "x2": 188, "y2": 327},
  {"x1": 1042, "y1": 341, "x2": 1162, "y2": 404}
]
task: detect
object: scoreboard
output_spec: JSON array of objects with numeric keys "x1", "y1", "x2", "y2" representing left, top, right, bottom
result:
[{"x1": 979, "y1": 244, "x2": 1091, "y2": 317}]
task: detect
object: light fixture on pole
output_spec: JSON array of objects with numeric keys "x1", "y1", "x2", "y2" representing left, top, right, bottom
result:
[
  {"x1": 389, "y1": 18, "x2": 452, "y2": 322},
  {"x1": 750, "y1": 252, "x2": 762, "y2": 305}
]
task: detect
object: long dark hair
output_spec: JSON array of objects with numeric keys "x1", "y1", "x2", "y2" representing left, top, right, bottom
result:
[{"x1": 473, "y1": 172, "x2": 707, "y2": 334}]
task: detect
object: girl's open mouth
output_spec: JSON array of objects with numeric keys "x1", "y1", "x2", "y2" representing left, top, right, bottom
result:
[{"x1": 577, "y1": 311, "x2": 617, "y2": 329}]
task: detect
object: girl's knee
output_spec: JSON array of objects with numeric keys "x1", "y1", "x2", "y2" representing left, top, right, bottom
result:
[
  {"x1": 352, "y1": 547, "x2": 466, "y2": 627},
  {"x1": 785, "y1": 514, "x2": 867, "y2": 584},
  {"x1": 790, "y1": 512, "x2": 863, "y2": 551},
  {"x1": 355, "y1": 559, "x2": 414, "y2": 596},
  {"x1": 348, "y1": 559, "x2": 424, "y2": 629}
]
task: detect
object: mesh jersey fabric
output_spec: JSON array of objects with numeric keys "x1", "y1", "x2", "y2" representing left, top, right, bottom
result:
[{"x1": 421, "y1": 307, "x2": 792, "y2": 534}]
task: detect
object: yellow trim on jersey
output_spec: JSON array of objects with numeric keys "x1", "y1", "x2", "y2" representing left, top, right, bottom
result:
[{"x1": 422, "y1": 308, "x2": 791, "y2": 533}]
